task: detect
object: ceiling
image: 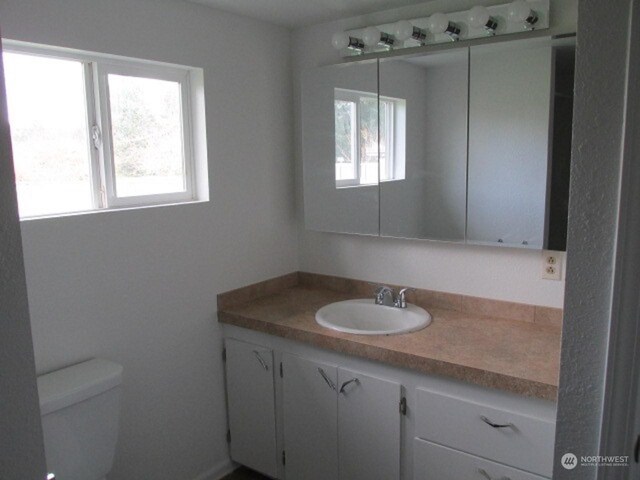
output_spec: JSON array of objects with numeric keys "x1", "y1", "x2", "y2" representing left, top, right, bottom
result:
[{"x1": 188, "y1": 0, "x2": 431, "y2": 28}]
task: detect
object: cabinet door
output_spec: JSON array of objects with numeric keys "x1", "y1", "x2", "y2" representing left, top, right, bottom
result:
[
  {"x1": 225, "y1": 339, "x2": 278, "y2": 477},
  {"x1": 338, "y1": 368, "x2": 402, "y2": 480},
  {"x1": 302, "y1": 61, "x2": 380, "y2": 236},
  {"x1": 467, "y1": 38, "x2": 553, "y2": 249},
  {"x1": 379, "y1": 49, "x2": 468, "y2": 242},
  {"x1": 282, "y1": 353, "x2": 338, "y2": 480}
]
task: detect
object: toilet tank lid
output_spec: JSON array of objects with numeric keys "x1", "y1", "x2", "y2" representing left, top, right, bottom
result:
[{"x1": 38, "y1": 358, "x2": 123, "y2": 416}]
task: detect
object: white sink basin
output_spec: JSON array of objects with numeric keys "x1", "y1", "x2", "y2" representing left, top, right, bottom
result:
[{"x1": 315, "y1": 299, "x2": 432, "y2": 335}]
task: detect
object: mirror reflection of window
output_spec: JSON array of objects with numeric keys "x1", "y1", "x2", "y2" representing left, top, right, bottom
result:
[
  {"x1": 334, "y1": 99, "x2": 357, "y2": 182},
  {"x1": 334, "y1": 88, "x2": 405, "y2": 188}
]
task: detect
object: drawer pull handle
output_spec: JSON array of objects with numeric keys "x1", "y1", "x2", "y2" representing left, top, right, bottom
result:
[
  {"x1": 252, "y1": 351, "x2": 269, "y2": 371},
  {"x1": 318, "y1": 368, "x2": 336, "y2": 391},
  {"x1": 480, "y1": 415, "x2": 514, "y2": 429},
  {"x1": 477, "y1": 468, "x2": 511, "y2": 480},
  {"x1": 339, "y1": 377, "x2": 360, "y2": 393}
]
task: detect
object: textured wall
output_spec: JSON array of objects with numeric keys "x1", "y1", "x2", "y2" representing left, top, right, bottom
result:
[
  {"x1": 292, "y1": 0, "x2": 577, "y2": 308},
  {"x1": 0, "y1": 40, "x2": 47, "y2": 480},
  {"x1": 553, "y1": 0, "x2": 633, "y2": 478},
  {"x1": 0, "y1": 0, "x2": 297, "y2": 478}
]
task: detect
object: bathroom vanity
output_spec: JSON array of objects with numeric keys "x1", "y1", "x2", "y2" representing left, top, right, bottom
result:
[{"x1": 218, "y1": 273, "x2": 561, "y2": 480}]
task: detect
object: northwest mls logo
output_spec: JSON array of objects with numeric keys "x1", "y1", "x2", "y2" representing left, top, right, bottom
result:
[
  {"x1": 561, "y1": 453, "x2": 578, "y2": 470},
  {"x1": 561, "y1": 453, "x2": 629, "y2": 469}
]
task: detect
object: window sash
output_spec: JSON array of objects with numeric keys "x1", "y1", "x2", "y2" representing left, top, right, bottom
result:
[
  {"x1": 95, "y1": 61, "x2": 195, "y2": 208},
  {"x1": 334, "y1": 89, "x2": 400, "y2": 188},
  {"x1": 3, "y1": 41, "x2": 197, "y2": 217}
]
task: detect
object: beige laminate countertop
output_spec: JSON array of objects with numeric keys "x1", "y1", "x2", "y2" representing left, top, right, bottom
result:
[{"x1": 218, "y1": 285, "x2": 561, "y2": 401}]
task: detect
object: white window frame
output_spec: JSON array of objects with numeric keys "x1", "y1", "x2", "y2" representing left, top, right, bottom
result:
[
  {"x1": 4, "y1": 41, "x2": 203, "y2": 217},
  {"x1": 334, "y1": 89, "x2": 364, "y2": 187},
  {"x1": 334, "y1": 88, "x2": 404, "y2": 188},
  {"x1": 95, "y1": 61, "x2": 195, "y2": 208},
  {"x1": 379, "y1": 98, "x2": 395, "y2": 182}
]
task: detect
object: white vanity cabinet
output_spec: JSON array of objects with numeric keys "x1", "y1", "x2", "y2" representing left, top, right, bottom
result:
[
  {"x1": 222, "y1": 328, "x2": 556, "y2": 480},
  {"x1": 282, "y1": 353, "x2": 402, "y2": 480},
  {"x1": 224, "y1": 338, "x2": 278, "y2": 478}
]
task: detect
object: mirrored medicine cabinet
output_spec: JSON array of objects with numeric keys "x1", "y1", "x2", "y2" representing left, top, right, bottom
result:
[{"x1": 301, "y1": 36, "x2": 575, "y2": 250}]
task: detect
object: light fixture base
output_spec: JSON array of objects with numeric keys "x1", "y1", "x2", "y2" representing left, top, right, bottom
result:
[
  {"x1": 345, "y1": 36, "x2": 364, "y2": 53},
  {"x1": 379, "y1": 32, "x2": 395, "y2": 48},
  {"x1": 335, "y1": 0, "x2": 550, "y2": 57},
  {"x1": 524, "y1": 12, "x2": 540, "y2": 30},
  {"x1": 411, "y1": 26, "x2": 427, "y2": 43},
  {"x1": 485, "y1": 18, "x2": 498, "y2": 35},
  {"x1": 445, "y1": 22, "x2": 461, "y2": 41}
]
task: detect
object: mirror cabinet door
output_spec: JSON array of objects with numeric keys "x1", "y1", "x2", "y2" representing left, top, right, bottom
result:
[
  {"x1": 546, "y1": 39, "x2": 575, "y2": 252},
  {"x1": 379, "y1": 50, "x2": 468, "y2": 241},
  {"x1": 302, "y1": 61, "x2": 379, "y2": 235},
  {"x1": 467, "y1": 39, "x2": 554, "y2": 248}
]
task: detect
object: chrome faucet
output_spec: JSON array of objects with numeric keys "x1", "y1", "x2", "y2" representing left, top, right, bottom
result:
[
  {"x1": 374, "y1": 285, "x2": 395, "y2": 306},
  {"x1": 373, "y1": 285, "x2": 415, "y2": 309}
]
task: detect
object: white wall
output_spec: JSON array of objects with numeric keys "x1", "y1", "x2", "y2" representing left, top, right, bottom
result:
[
  {"x1": 292, "y1": 0, "x2": 578, "y2": 308},
  {"x1": 553, "y1": 0, "x2": 635, "y2": 477},
  {"x1": 0, "y1": 0, "x2": 297, "y2": 478},
  {"x1": 0, "y1": 39, "x2": 47, "y2": 480}
]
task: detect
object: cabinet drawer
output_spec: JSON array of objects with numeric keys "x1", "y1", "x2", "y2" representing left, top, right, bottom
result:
[
  {"x1": 415, "y1": 388, "x2": 555, "y2": 477},
  {"x1": 414, "y1": 438, "x2": 548, "y2": 480}
]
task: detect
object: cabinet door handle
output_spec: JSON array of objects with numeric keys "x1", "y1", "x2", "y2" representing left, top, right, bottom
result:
[
  {"x1": 318, "y1": 368, "x2": 336, "y2": 390},
  {"x1": 480, "y1": 415, "x2": 514, "y2": 429},
  {"x1": 477, "y1": 469, "x2": 492, "y2": 480},
  {"x1": 477, "y1": 468, "x2": 511, "y2": 480},
  {"x1": 339, "y1": 377, "x2": 359, "y2": 393},
  {"x1": 252, "y1": 350, "x2": 269, "y2": 371}
]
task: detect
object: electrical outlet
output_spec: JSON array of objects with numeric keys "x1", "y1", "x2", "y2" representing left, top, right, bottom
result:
[{"x1": 542, "y1": 251, "x2": 563, "y2": 280}]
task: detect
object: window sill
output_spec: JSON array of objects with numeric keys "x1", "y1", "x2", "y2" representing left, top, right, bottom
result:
[
  {"x1": 335, "y1": 178, "x2": 406, "y2": 189},
  {"x1": 19, "y1": 199, "x2": 209, "y2": 222}
]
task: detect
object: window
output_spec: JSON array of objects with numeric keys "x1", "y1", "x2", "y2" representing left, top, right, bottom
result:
[
  {"x1": 3, "y1": 43, "x2": 205, "y2": 218},
  {"x1": 334, "y1": 88, "x2": 405, "y2": 188}
]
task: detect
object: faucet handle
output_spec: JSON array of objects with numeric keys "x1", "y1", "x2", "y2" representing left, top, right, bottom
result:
[{"x1": 395, "y1": 287, "x2": 416, "y2": 308}]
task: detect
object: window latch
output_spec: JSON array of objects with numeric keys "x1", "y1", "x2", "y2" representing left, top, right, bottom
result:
[{"x1": 91, "y1": 124, "x2": 102, "y2": 149}]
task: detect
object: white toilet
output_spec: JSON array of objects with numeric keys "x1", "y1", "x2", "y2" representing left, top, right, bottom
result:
[{"x1": 37, "y1": 358, "x2": 123, "y2": 480}]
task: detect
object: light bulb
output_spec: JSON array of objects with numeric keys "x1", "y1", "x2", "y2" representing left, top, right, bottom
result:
[
  {"x1": 468, "y1": 6, "x2": 490, "y2": 29},
  {"x1": 428, "y1": 13, "x2": 450, "y2": 34},
  {"x1": 468, "y1": 5, "x2": 498, "y2": 33},
  {"x1": 428, "y1": 13, "x2": 460, "y2": 39},
  {"x1": 394, "y1": 20, "x2": 426, "y2": 43},
  {"x1": 331, "y1": 32, "x2": 350, "y2": 50},
  {"x1": 508, "y1": 0, "x2": 538, "y2": 26},
  {"x1": 394, "y1": 20, "x2": 414, "y2": 41},
  {"x1": 331, "y1": 32, "x2": 364, "y2": 51},
  {"x1": 362, "y1": 26, "x2": 381, "y2": 46}
]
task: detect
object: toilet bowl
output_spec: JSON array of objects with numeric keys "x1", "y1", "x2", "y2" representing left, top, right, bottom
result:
[{"x1": 37, "y1": 358, "x2": 123, "y2": 480}]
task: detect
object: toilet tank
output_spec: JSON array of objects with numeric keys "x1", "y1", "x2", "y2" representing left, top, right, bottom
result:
[{"x1": 38, "y1": 359, "x2": 123, "y2": 480}]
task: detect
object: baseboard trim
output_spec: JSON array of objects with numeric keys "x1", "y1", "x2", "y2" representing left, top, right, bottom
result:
[{"x1": 192, "y1": 459, "x2": 236, "y2": 480}]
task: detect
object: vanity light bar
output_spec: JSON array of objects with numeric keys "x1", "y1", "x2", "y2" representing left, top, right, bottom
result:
[{"x1": 333, "y1": 0, "x2": 549, "y2": 56}]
